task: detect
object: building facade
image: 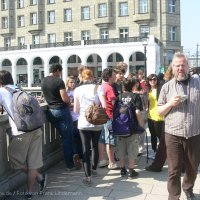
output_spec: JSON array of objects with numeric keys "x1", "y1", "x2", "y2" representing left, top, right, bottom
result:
[{"x1": 0, "y1": 0, "x2": 181, "y2": 87}]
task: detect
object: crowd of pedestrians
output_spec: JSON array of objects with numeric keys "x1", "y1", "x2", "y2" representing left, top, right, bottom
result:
[
  {"x1": 1, "y1": 52, "x2": 200, "y2": 200},
  {"x1": 36, "y1": 53, "x2": 200, "y2": 200}
]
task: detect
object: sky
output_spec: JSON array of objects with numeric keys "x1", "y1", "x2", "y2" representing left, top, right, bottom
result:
[{"x1": 181, "y1": 1, "x2": 200, "y2": 56}]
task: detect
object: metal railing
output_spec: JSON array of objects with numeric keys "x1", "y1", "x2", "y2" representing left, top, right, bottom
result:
[
  {"x1": 0, "y1": 104, "x2": 63, "y2": 197},
  {"x1": 0, "y1": 36, "x2": 159, "y2": 52}
]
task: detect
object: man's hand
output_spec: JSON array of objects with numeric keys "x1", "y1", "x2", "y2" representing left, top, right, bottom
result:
[{"x1": 168, "y1": 95, "x2": 182, "y2": 108}]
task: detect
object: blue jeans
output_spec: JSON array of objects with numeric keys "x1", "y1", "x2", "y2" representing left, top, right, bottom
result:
[{"x1": 48, "y1": 106, "x2": 74, "y2": 168}]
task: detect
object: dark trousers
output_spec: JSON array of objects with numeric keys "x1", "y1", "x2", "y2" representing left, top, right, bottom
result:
[
  {"x1": 151, "y1": 132, "x2": 166, "y2": 169},
  {"x1": 73, "y1": 121, "x2": 83, "y2": 159},
  {"x1": 165, "y1": 133, "x2": 200, "y2": 200},
  {"x1": 79, "y1": 130, "x2": 101, "y2": 177},
  {"x1": 148, "y1": 119, "x2": 164, "y2": 152}
]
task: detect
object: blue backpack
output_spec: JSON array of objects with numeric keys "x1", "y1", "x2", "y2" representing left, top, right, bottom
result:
[{"x1": 112, "y1": 99, "x2": 144, "y2": 137}]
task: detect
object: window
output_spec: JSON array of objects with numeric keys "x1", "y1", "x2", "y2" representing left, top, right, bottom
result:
[
  {"x1": 33, "y1": 35, "x2": 40, "y2": 44},
  {"x1": 81, "y1": 6, "x2": 90, "y2": 20},
  {"x1": 139, "y1": 0, "x2": 148, "y2": 13},
  {"x1": 140, "y1": 25, "x2": 149, "y2": 36},
  {"x1": 18, "y1": 15, "x2": 25, "y2": 27},
  {"x1": 64, "y1": 32, "x2": 72, "y2": 42},
  {"x1": 98, "y1": 3, "x2": 107, "y2": 17},
  {"x1": 169, "y1": 26, "x2": 176, "y2": 41},
  {"x1": 168, "y1": 0, "x2": 175, "y2": 13},
  {"x1": 30, "y1": 13, "x2": 37, "y2": 25},
  {"x1": 81, "y1": 30, "x2": 90, "y2": 40},
  {"x1": 18, "y1": 37, "x2": 25, "y2": 47},
  {"x1": 48, "y1": 11, "x2": 55, "y2": 24},
  {"x1": 18, "y1": 0, "x2": 24, "y2": 8},
  {"x1": 30, "y1": 0, "x2": 37, "y2": 5},
  {"x1": 119, "y1": 28, "x2": 128, "y2": 39},
  {"x1": 48, "y1": 33, "x2": 56, "y2": 43},
  {"x1": 100, "y1": 28, "x2": 109, "y2": 39},
  {"x1": 2, "y1": 17, "x2": 8, "y2": 29},
  {"x1": 48, "y1": 0, "x2": 55, "y2": 4},
  {"x1": 4, "y1": 37, "x2": 11, "y2": 48},
  {"x1": 64, "y1": 9, "x2": 72, "y2": 22},
  {"x1": 2, "y1": 0, "x2": 8, "y2": 10},
  {"x1": 119, "y1": 2, "x2": 128, "y2": 16}
]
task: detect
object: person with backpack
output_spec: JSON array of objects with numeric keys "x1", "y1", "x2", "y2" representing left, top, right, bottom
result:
[
  {"x1": 41, "y1": 63, "x2": 81, "y2": 171},
  {"x1": 74, "y1": 68, "x2": 107, "y2": 186},
  {"x1": 114, "y1": 78, "x2": 144, "y2": 178},
  {"x1": 0, "y1": 70, "x2": 47, "y2": 200}
]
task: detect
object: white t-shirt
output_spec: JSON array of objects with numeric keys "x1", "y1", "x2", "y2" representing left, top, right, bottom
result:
[
  {"x1": 68, "y1": 90, "x2": 79, "y2": 121},
  {"x1": 0, "y1": 85, "x2": 23, "y2": 136},
  {"x1": 74, "y1": 84, "x2": 104, "y2": 130}
]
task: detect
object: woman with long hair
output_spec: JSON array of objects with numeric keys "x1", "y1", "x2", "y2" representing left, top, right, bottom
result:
[
  {"x1": 146, "y1": 74, "x2": 164, "y2": 159},
  {"x1": 74, "y1": 69, "x2": 107, "y2": 186}
]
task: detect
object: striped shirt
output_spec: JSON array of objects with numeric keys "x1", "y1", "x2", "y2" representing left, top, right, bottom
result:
[{"x1": 158, "y1": 76, "x2": 200, "y2": 138}]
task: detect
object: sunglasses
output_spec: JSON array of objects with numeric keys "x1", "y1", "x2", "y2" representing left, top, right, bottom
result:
[{"x1": 149, "y1": 78, "x2": 157, "y2": 81}]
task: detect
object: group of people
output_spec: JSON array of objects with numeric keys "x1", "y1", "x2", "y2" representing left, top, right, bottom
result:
[{"x1": 0, "y1": 52, "x2": 200, "y2": 200}]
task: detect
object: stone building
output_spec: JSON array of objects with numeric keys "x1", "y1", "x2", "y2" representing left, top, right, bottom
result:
[{"x1": 0, "y1": 0, "x2": 181, "y2": 87}]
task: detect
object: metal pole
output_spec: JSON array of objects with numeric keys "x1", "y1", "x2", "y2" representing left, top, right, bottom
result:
[
  {"x1": 144, "y1": 46, "x2": 147, "y2": 78},
  {"x1": 197, "y1": 44, "x2": 199, "y2": 67}
]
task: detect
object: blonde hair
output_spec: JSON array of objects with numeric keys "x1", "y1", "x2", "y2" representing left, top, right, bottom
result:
[
  {"x1": 164, "y1": 65, "x2": 174, "y2": 81},
  {"x1": 82, "y1": 69, "x2": 93, "y2": 81},
  {"x1": 66, "y1": 76, "x2": 76, "y2": 92}
]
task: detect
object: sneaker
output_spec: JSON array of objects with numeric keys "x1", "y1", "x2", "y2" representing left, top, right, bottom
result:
[
  {"x1": 66, "y1": 167, "x2": 76, "y2": 171},
  {"x1": 128, "y1": 169, "x2": 139, "y2": 179},
  {"x1": 82, "y1": 177, "x2": 92, "y2": 187},
  {"x1": 25, "y1": 192, "x2": 32, "y2": 200},
  {"x1": 91, "y1": 169, "x2": 98, "y2": 177},
  {"x1": 98, "y1": 160, "x2": 109, "y2": 168},
  {"x1": 108, "y1": 162, "x2": 120, "y2": 170},
  {"x1": 185, "y1": 191, "x2": 197, "y2": 200},
  {"x1": 73, "y1": 154, "x2": 81, "y2": 170},
  {"x1": 38, "y1": 174, "x2": 47, "y2": 194},
  {"x1": 145, "y1": 165, "x2": 162, "y2": 172},
  {"x1": 120, "y1": 168, "x2": 127, "y2": 177}
]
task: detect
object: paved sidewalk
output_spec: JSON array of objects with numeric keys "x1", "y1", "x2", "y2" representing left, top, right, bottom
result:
[{"x1": 3, "y1": 151, "x2": 200, "y2": 200}]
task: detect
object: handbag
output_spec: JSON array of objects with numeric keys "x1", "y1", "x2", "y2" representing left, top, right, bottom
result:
[{"x1": 85, "y1": 85, "x2": 109, "y2": 125}]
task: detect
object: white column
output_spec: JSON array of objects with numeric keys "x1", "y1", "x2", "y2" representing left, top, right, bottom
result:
[
  {"x1": 124, "y1": 58, "x2": 130, "y2": 78},
  {"x1": 27, "y1": 64, "x2": 33, "y2": 88},
  {"x1": 44, "y1": 62, "x2": 49, "y2": 77},
  {"x1": 11, "y1": 65, "x2": 17, "y2": 85},
  {"x1": 101, "y1": 60, "x2": 108, "y2": 70},
  {"x1": 62, "y1": 63, "x2": 68, "y2": 82}
]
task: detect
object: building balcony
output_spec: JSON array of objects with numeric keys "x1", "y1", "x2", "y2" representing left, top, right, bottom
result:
[
  {"x1": 0, "y1": 28, "x2": 15, "y2": 36},
  {"x1": 28, "y1": 24, "x2": 43, "y2": 34},
  {"x1": 133, "y1": 12, "x2": 156, "y2": 23},
  {"x1": 94, "y1": 16, "x2": 114, "y2": 27}
]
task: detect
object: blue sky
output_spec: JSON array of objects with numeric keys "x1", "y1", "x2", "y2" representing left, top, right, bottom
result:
[{"x1": 181, "y1": 1, "x2": 200, "y2": 56}]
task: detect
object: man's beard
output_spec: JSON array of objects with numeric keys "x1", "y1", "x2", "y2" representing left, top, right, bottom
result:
[{"x1": 175, "y1": 74, "x2": 188, "y2": 81}]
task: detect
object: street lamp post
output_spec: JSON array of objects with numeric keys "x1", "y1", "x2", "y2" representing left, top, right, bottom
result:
[
  {"x1": 142, "y1": 33, "x2": 149, "y2": 78},
  {"x1": 197, "y1": 43, "x2": 199, "y2": 68}
]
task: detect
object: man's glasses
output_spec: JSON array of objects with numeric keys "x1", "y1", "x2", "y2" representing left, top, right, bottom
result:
[{"x1": 149, "y1": 78, "x2": 157, "y2": 81}]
